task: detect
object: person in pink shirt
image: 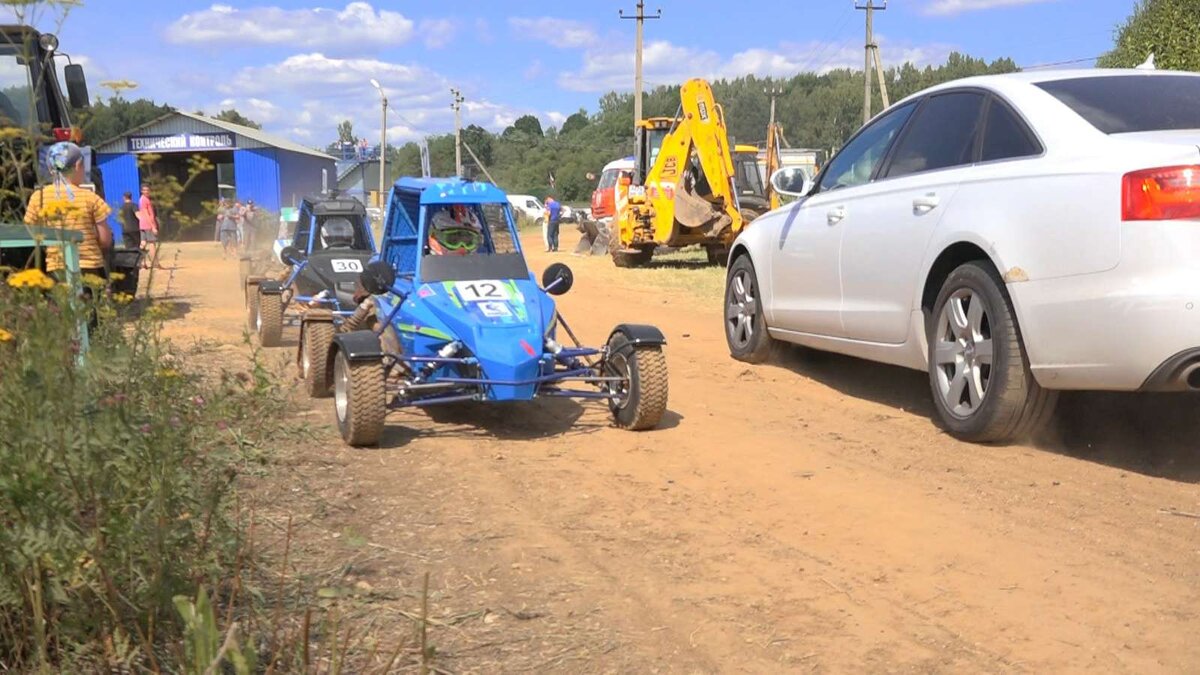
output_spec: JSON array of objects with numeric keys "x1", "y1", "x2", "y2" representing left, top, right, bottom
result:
[{"x1": 137, "y1": 185, "x2": 161, "y2": 268}]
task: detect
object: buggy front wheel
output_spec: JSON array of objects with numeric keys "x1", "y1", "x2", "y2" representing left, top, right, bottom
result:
[
  {"x1": 605, "y1": 332, "x2": 668, "y2": 430},
  {"x1": 300, "y1": 320, "x2": 335, "y2": 398},
  {"x1": 256, "y1": 291, "x2": 283, "y2": 347},
  {"x1": 333, "y1": 349, "x2": 386, "y2": 446}
]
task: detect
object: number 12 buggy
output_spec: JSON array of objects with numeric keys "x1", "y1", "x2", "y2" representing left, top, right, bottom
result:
[{"x1": 321, "y1": 177, "x2": 670, "y2": 446}]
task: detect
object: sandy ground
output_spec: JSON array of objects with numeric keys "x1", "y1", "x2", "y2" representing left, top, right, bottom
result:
[{"x1": 147, "y1": 234, "x2": 1200, "y2": 673}]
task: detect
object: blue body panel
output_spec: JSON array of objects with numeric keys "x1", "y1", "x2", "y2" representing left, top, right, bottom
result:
[{"x1": 375, "y1": 177, "x2": 566, "y2": 403}]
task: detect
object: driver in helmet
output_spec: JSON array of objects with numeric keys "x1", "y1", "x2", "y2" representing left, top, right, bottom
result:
[
  {"x1": 428, "y1": 204, "x2": 484, "y2": 256},
  {"x1": 319, "y1": 217, "x2": 355, "y2": 249}
]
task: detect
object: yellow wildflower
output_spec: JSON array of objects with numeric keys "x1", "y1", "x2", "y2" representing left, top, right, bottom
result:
[
  {"x1": 145, "y1": 304, "x2": 173, "y2": 320},
  {"x1": 110, "y1": 272, "x2": 126, "y2": 282},
  {"x1": 6, "y1": 268, "x2": 55, "y2": 290},
  {"x1": 0, "y1": 127, "x2": 25, "y2": 142},
  {"x1": 113, "y1": 292, "x2": 134, "y2": 305},
  {"x1": 0, "y1": 328, "x2": 13, "y2": 342},
  {"x1": 81, "y1": 273, "x2": 107, "y2": 289},
  {"x1": 158, "y1": 368, "x2": 180, "y2": 379}
]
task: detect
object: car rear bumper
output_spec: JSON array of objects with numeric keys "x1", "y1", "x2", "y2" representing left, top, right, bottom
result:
[{"x1": 1010, "y1": 224, "x2": 1200, "y2": 391}]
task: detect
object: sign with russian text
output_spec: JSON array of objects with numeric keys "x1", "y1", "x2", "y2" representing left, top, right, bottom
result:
[{"x1": 127, "y1": 132, "x2": 235, "y2": 153}]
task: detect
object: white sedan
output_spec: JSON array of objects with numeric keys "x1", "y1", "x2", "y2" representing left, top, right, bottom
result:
[{"x1": 726, "y1": 69, "x2": 1200, "y2": 442}]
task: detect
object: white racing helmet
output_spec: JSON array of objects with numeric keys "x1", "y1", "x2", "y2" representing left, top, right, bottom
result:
[{"x1": 319, "y1": 217, "x2": 355, "y2": 248}]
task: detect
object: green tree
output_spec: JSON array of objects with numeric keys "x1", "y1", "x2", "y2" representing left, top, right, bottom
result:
[
  {"x1": 337, "y1": 119, "x2": 357, "y2": 144},
  {"x1": 1098, "y1": 0, "x2": 1200, "y2": 69},
  {"x1": 80, "y1": 96, "x2": 174, "y2": 145},
  {"x1": 560, "y1": 109, "x2": 590, "y2": 135},
  {"x1": 213, "y1": 108, "x2": 261, "y2": 129},
  {"x1": 505, "y1": 114, "x2": 544, "y2": 138}
]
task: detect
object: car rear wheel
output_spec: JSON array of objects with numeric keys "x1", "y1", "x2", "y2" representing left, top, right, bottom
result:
[
  {"x1": 928, "y1": 262, "x2": 1056, "y2": 443},
  {"x1": 256, "y1": 291, "x2": 283, "y2": 347},
  {"x1": 605, "y1": 332, "x2": 668, "y2": 430},
  {"x1": 725, "y1": 255, "x2": 777, "y2": 363},
  {"x1": 333, "y1": 349, "x2": 386, "y2": 447},
  {"x1": 300, "y1": 320, "x2": 335, "y2": 398}
]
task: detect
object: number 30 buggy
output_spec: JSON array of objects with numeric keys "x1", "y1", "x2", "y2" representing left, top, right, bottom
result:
[
  {"x1": 319, "y1": 177, "x2": 670, "y2": 447},
  {"x1": 244, "y1": 194, "x2": 377, "y2": 353}
]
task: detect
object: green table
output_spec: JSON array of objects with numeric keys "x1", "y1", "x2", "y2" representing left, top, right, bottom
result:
[{"x1": 0, "y1": 224, "x2": 88, "y2": 353}]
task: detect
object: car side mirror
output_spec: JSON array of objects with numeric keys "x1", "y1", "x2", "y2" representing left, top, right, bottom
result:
[
  {"x1": 280, "y1": 245, "x2": 305, "y2": 266},
  {"x1": 770, "y1": 167, "x2": 811, "y2": 198},
  {"x1": 360, "y1": 259, "x2": 396, "y2": 295},
  {"x1": 542, "y1": 262, "x2": 574, "y2": 296},
  {"x1": 63, "y1": 64, "x2": 89, "y2": 109}
]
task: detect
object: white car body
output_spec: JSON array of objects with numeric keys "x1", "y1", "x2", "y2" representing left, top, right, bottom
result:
[
  {"x1": 732, "y1": 69, "x2": 1200, "y2": 397},
  {"x1": 507, "y1": 194, "x2": 544, "y2": 223}
]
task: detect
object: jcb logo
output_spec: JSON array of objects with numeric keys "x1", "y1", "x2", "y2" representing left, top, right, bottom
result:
[{"x1": 698, "y1": 101, "x2": 709, "y2": 122}]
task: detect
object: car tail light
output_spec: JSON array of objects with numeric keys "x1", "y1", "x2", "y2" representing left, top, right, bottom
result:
[{"x1": 1122, "y1": 165, "x2": 1200, "y2": 220}]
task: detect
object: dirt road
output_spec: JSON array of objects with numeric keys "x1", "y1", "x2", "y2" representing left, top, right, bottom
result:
[{"x1": 154, "y1": 236, "x2": 1199, "y2": 673}]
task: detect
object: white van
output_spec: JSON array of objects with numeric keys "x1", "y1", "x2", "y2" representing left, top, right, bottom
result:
[{"x1": 507, "y1": 194, "x2": 544, "y2": 224}]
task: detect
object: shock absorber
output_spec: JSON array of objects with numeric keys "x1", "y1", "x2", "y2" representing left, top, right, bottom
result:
[
  {"x1": 339, "y1": 296, "x2": 376, "y2": 332},
  {"x1": 415, "y1": 341, "x2": 461, "y2": 382}
]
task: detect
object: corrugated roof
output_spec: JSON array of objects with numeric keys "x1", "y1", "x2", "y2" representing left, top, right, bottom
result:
[
  {"x1": 175, "y1": 111, "x2": 334, "y2": 160},
  {"x1": 93, "y1": 110, "x2": 334, "y2": 160}
]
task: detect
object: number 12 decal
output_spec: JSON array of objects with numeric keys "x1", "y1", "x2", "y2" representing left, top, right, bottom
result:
[{"x1": 454, "y1": 280, "x2": 510, "y2": 302}]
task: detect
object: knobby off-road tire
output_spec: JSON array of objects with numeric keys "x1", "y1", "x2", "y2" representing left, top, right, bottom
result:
[
  {"x1": 245, "y1": 286, "x2": 260, "y2": 332},
  {"x1": 725, "y1": 254, "x2": 777, "y2": 364},
  {"x1": 928, "y1": 261, "x2": 1057, "y2": 443},
  {"x1": 300, "y1": 321, "x2": 335, "y2": 398},
  {"x1": 608, "y1": 220, "x2": 654, "y2": 268},
  {"x1": 333, "y1": 350, "x2": 386, "y2": 447},
  {"x1": 606, "y1": 332, "x2": 669, "y2": 430},
  {"x1": 256, "y1": 291, "x2": 283, "y2": 347}
]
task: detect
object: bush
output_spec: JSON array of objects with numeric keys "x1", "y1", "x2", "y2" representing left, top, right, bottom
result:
[{"x1": 0, "y1": 269, "x2": 285, "y2": 670}]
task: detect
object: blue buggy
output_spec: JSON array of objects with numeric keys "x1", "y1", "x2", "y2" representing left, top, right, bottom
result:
[{"x1": 324, "y1": 178, "x2": 669, "y2": 446}]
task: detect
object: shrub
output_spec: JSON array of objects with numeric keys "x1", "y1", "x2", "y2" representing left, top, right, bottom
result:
[{"x1": 0, "y1": 270, "x2": 285, "y2": 670}]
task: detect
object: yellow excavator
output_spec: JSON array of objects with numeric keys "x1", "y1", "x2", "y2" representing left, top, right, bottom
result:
[{"x1": 609, "y1": 78, "x2": 767, "y2": 267}]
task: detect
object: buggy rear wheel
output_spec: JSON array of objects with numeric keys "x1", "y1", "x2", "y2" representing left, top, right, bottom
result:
[
  {"x1": 333, "y1": 349, "x2": 386, "y2": 447},
  {"x1": 300, "y1": 320, "x2": 335, "y2": 398},
  {"x1": 256, "y1": 291, "x2": 283, "y2": 347},
  {"x1": 605, "y1": 332, "x2": 668, "y2": 430}
]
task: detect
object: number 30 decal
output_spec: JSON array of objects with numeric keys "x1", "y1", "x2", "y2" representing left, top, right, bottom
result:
[
  {"x1": 454, "y1": 280, "x2": 509, "y2": 302},
  {"x1": 331, "y1": 259, "x2": 363, "y2": 273}
]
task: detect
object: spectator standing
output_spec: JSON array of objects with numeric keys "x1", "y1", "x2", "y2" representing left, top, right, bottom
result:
[
  {"x1": 545, "y1": 196, "x2": 562, "y2": 253},
  {"x1": 216, "y1": 199, "x2": 238, "y2": 258},
  {"x1": 137, "y1": 185, "x2": 160, "y2": 268},
  {"x1": 118, "y1": 191, "x2": 140, "y2": 252},
  {"x1": 232, "y1": 199, "x2": 245, "y2": 249},
  {"x1": 24, "y1": 142, "x2": 112, "y2": 325},
  {"x1": 242, "y1": 199, "x2": 257, "y2": 252}
]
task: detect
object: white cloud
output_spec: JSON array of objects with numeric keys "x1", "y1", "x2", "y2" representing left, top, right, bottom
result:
[
  {"x1": 559, "y1": 37, "x2": 957, "y2": 92},
  {"x1": 212, "y1": 97, "x2": 283, "y2": 125},
  {"x1": 419, "y1": 19, "x2": 457, "y2": 49},
  {"x1": 509, "y1": 17, "x2": 598, "y2": 49},
  {"x1": 544, "y1": 111, "x2": 567, "y2": 127},
  {"x1": 524, "y1": 59, "x2": 545, "y2": 81},
  {"x1": 222, "y1": 53, "x2": 441, "y2": 104},
  {"x1": 924, "y1": 0, "x2": 1059, "y2": 16},
  {"x1": 164, "y1": 2, "x2": 415, "y2": 50}
]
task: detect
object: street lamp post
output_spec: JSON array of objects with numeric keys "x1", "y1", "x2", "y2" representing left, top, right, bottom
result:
[{"x1": 370, "y1": 78, "x2": 387, "y2": 208}]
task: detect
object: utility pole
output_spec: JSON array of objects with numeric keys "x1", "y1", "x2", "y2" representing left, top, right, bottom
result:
[
  {"x1": 856, "y1": 0, "x2": 887, "y2": 124},
  {"x1": 370, "y1": 79, "x2": 387, "y2": 207},
  {"x1": 450, "y1": 87, "x2": 464, "y2": 177},
  {"x1": 619, "y1": 1, "x2": 661, "y2": 128}
]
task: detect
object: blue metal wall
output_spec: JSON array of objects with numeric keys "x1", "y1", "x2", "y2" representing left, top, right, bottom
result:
[
  {"x1": 233, "y1": 148, "x2": 281, "y2": 212},
  {"x1": 96, "y1": 153, "x2": 140, "y2": 244},
  {"x1": 278, "y1": 150, "x2": 337, "y2": 210}
]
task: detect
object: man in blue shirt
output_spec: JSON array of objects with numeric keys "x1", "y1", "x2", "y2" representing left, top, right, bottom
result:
[{"x1": 545, "y1": 196, "x2": 562, "y2": 252}]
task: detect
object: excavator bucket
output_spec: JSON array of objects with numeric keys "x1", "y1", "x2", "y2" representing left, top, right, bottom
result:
[
  {"x1": 673, "y1": 178, "x2": 732, "y2": 236},
  {"x1": 571, "y1": 218, "x2": 610, "y2": 256}
]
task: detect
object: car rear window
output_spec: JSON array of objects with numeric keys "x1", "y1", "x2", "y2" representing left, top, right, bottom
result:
[{"x1": 1036, "y1": 75, "x2": 1200, "y2": 134}]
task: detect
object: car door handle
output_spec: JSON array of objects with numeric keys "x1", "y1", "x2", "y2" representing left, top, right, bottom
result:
[
  {"x1": 913, "y1": 194, "x2": 940, "y2": 214},
  {"x1": 826, "y1": 206, "x2": 846, "y2": 226}
]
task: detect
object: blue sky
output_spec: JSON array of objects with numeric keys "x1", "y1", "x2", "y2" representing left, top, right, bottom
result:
[{"x1": 7, "y1": 0, "x2": 1137, "y2": 146}]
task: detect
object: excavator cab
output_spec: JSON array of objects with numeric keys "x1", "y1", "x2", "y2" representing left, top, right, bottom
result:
[
  {"x1": 633, "y1": 117, "x2": 673, "y2": 186},
  {"x1": 733, "y1": 144, "x2": 769, "y2": 216}
]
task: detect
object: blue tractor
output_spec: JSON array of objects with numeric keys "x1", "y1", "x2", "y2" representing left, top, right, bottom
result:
[{"x1": 321, "y1": 177, "x2": 670, "y2": 446}]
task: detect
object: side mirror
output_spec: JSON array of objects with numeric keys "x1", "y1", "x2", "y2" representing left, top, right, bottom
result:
[
  {"x1": 770, "y1": 167, "x2": 811, "y2": 199},
  {"x1": 280, "y1": 245, "x2": 305, "y2": 266},
  {"x1": 541, "y1": 262, "x2": 574, "y2": 296},
  {"x1": 63, "y1": 64, "x2": 89, "y2": 109},
  {"x1": 360, "y1": 259, "x2": 396, "y2": 295}
]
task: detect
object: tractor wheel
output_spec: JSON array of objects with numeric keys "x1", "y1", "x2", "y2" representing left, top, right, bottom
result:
[
  {"x1": 608, "y1": 224, "x2": 654, "y2": 267},
  {"x1": 245, "y1": 286, "x2": 260, "y2": 331},
  {"x1": 605, "y1": 332, "x2": 669, "y2": 430},
  {"x1": 256, "y1": 291, "x2": 283, "y2": 347},
  {"x1": 300, "y1": 321, "x2": 335, "y2": 398},
  {"x1": 333, "y1": 349, "x2": 386, "y2": 447}
]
